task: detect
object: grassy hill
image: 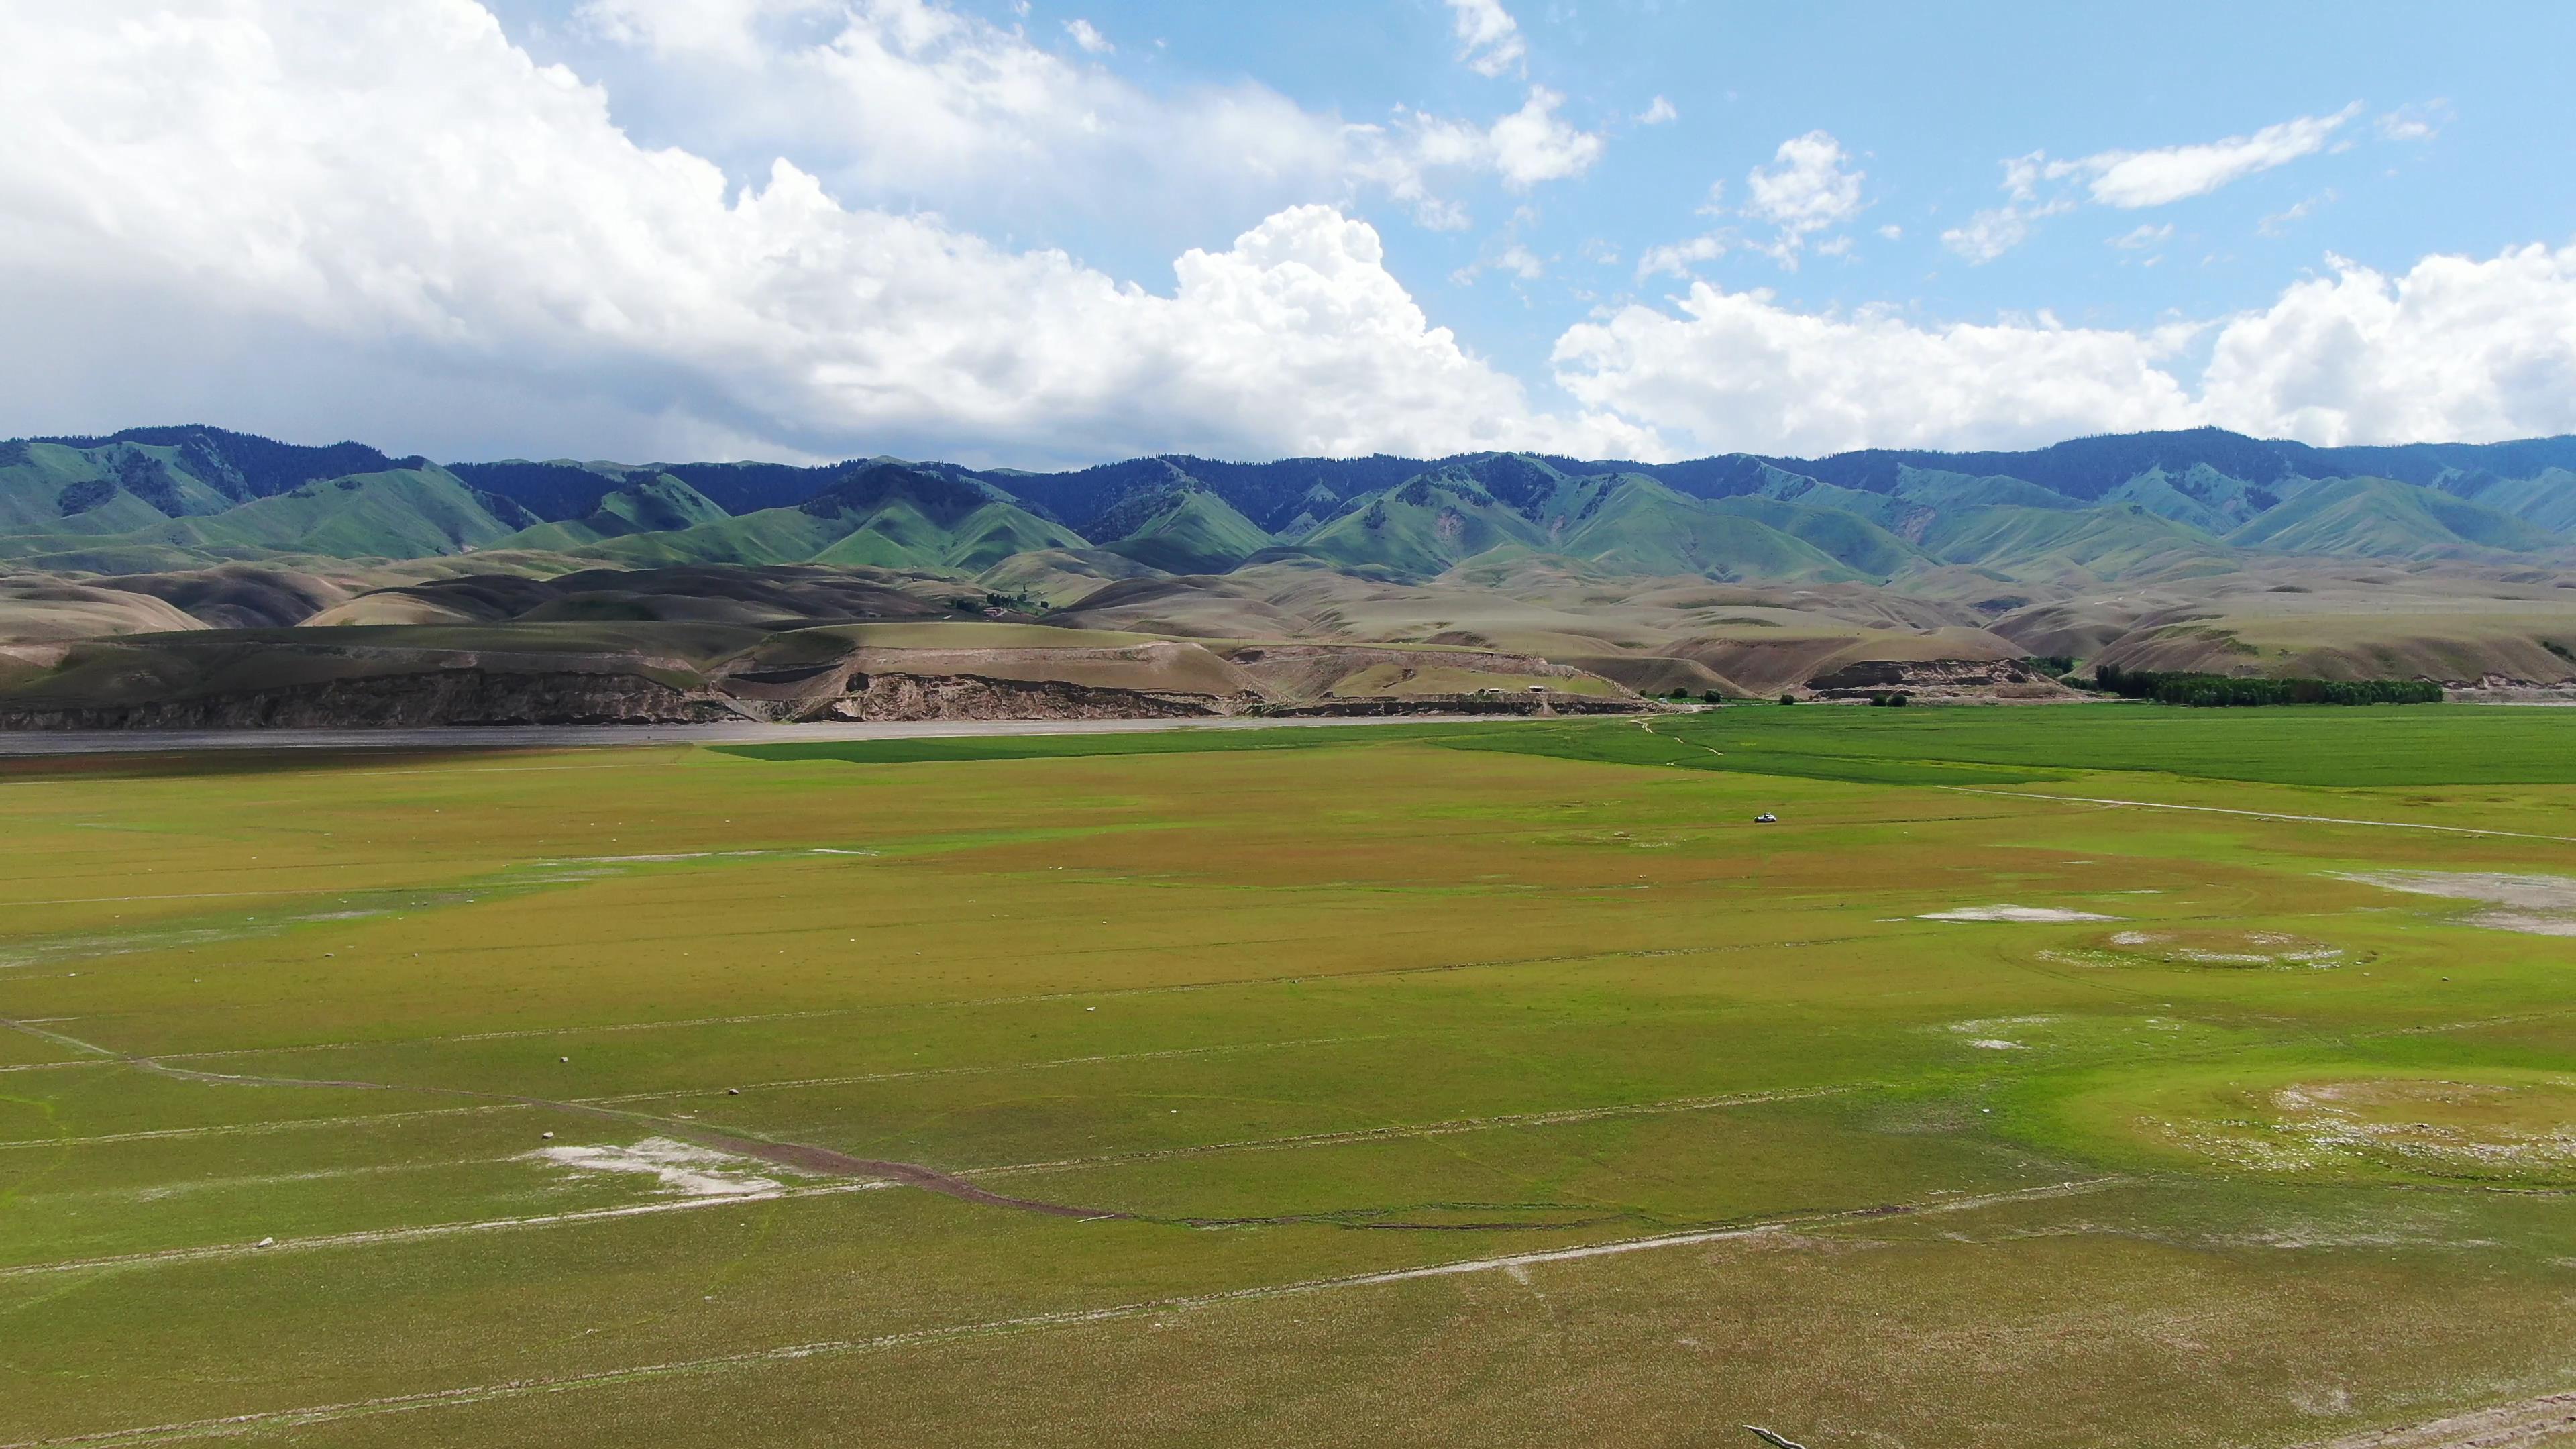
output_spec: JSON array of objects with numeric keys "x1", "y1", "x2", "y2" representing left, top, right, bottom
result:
[
  {"x1": 1296, "y1": 470, "x2": 1542, "y2": 577},
  {"x1": 1102, "y1": 487, "x2": 1273, "y2": 574},
  {"x1": 501, "y1": 475, "x2": 731, "y2": 549},
  {"x1": 2226, "y1": 476, "x2": 2558, "y2": 557},
  {"x1": 571, "y1": 462, "x2": 1085, "y2": 573}
]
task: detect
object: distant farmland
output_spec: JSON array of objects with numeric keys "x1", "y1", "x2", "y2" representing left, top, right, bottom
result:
[{"x1": 4, "y1": 706, "x2": 2574, "y2": 1447}]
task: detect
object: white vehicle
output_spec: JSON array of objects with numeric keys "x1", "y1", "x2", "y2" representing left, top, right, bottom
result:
[{"x1": 1754, "y1": 813, "x2": 1778, "y2": 824}]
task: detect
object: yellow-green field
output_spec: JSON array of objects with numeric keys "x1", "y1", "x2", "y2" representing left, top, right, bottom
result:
[{"x1": 3, "y1": 708, "x2": 2574, "y2": 1447}]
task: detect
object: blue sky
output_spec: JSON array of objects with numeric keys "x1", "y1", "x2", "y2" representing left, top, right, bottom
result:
[
  {"x1": 7, "y1": 1, "x2": 2575, "y2": 464},
  {"x1": 488, "y1": 0, "x2": 2553, "y2": 377}
]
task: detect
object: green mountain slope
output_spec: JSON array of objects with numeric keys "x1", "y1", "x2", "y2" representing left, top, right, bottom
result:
[
  {"x1": 2443, "y1": 467, "x2": 2576, "y2": 534},
  {"x1": 2228, "y1": 476, "x2": 2559, "y2": 557},
  {"x1": 1103, "y1": 488, "x2": 1273, "y2": 574},
  {"x1": 1889, "y1": 466, "x2": 2084, "y2": 512},
  {"x1": 141, "y1": 469, "x2": 524, "y2": 558},
  {"x1": 1297, "y1": 470, "x2": 1542, "y2": 577},
  {"x1": 1709, "y1": 495, "x2": 1927, "y2": 577},
  {"x1": 1925, "y1": 504, "x2": 2230, "y2": 579},
  {"x1": 1554, "y1": 476, "x2": 1859, "y2": 582},
  {"x1": 2100, "y1": 463, "x2": 2285, "y2": 533},
  {"x1": 577, "y1": 462, "x2": 1085, "y2": 572},
  {"x1": 503, "y1": 475, "x2": 731, "y2": 549},
  {"x1": 0, "y1": 440, "x2": 239, "y2": 535}
]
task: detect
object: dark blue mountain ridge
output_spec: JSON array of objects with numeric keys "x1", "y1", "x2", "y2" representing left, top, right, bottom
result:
[{"x1": 14, "y1": 421, "x2": 2576, "y2": 549}]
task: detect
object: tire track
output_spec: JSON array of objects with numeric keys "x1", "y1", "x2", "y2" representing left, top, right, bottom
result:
[
  {"x1": 1947, "y1": 788, "x2": 2576, "y2": 845},
  {"x1": 0, "y1": 1177, "x2": 2121, "y2": 1448},
  {"x1": 2296, "y1": 1391, "x2": 2576, "y2": 1449}
]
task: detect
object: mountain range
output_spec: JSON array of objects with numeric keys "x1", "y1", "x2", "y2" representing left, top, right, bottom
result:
[
  {"x1": 9, "y1": 422, "x2": 2576, "y2": 722},
  {"x1": 9, "y1": 424, "x2": 2576, "y2": 588}
]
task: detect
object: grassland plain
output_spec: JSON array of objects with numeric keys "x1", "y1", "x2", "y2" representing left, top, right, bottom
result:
[{"x1": 1, "y1": 706, "x2": 2573, "y2": 1447}]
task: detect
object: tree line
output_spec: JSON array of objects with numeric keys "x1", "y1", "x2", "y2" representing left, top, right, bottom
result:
[{"x1": 2092, "y1": 663, "x2": 2443, "y2": 707}]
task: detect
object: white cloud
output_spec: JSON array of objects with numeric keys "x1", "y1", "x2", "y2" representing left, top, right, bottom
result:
[
  {"x1": 1743, "y1": 131, "x2": 1864, "y2": 266},
  {"x1": 1876, "y1": 224, "x2": 1902, "y2": 241},
  {"x1": 2108, "y1": 223, "x2": 2174, "y2": 250},
  {"x1": 1482, "y1": 87, "x2": 1607, "y2": 189},
  {"x1": 569, "y1": 0, "x2": 1591, "y2": 237},
  {"x1": 1635, "y1": 95, "x2": 1677, "y2": 125},
  {"x1": 1410, "y1": 87, "x2": 1604, "y2": 192},
  {"x1": 2257, "y1": 191, "x2": 2334, "y2": 237},
  {"x1": 575, "y1": 0, "x2": 820, "y2": 62},
  {"x1": 2073, "y1": 103, "x2": 2361, "y2": 207},
  {"x1": 1554, "y1": 288, "x2": 2200, "y2": 455},
  {"x1": 2377, "y1": 101, "x2": 2451, "y2": 142},
  {"x1": 0, "y1": 0, "x2": 1658, "y2": 466},
  {"x1": 1450, "y1": 241, "x2": 1546, "y2": 286},
  {"x1": 1988, "y1": 105, "x2": 2364, "y2": 219},
  {"x1": 1950, "y1": 107, "x2": 2361, "y2": 263},
  {"x1": 1062, "y1": 17, "x2": 1112, "y2": 54},
  {"x1": 1557, "y1": 243, "x2": 2576, "y2": 454},
  {"x1": 1446, "y1": 0, "x2": 1527, "y2": 78},
  {"x1": 1636, "y1": 234, "x2": 1727, "y2": 281},
  {"x1": 1941, "y1": 198, "x2": 2070, "y2": 265},
  {"x1": 2199, "y1": 245, "x2": 2576, "y2": 446}
]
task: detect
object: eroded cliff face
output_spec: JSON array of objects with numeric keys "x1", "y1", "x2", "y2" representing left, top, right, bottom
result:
[
  {"x1": 0, "y1": 669, "x2": 745, "y2": 729},
  {"x1": 820, "y1": 674, "x2": 1222, "y2": 722},
  {"x1": 0, "y1": 633, "x2": 1651, "y2": 731},
  {"x1": 1803, "y1": 657, "x2": 2078, "y2": 702}
]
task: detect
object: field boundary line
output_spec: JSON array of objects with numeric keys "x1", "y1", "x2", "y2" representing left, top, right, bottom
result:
[
  {"x1": 972, "y1": 1085, "x2": 1852, "y2": 1180},
  {"x1": 0, "y1": 1181, "x2": 892, "y2": 1279},
  {"x1": 1947, "y1": 788, "x2": 2576, "y2": 845},
  {"x1": 1, "y1": 1176, "x2": 2121, "y2": 1448},
  {"x1": 0, "y1": 1104, "x2": 517, "y2": 1152},
  {"x1": 574, "y1": 1035, "x2": 1385, "y2": 1106}
]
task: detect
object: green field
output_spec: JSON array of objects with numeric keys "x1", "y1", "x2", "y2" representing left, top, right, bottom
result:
[{"x1": 4, "y1": 706, "x2": 2574, "y2": 1446}]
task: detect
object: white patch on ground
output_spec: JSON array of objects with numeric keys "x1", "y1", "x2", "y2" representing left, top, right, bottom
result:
[
  {"x1": 2338, "y1": 871, "x2": 2576, "y2": 910},
  {"x1": 532, "y1": 1137, "x2": 782, "y2": 1197},
  {"x1": 2339, "y1": 870, "x2": 2576, "y2": 936},
  {"x1": 2149, "y1": 1077, "x2": 2576, "y2": 1178},
  {"x1": 1941, "y1": 1016, "x2": 2051, "y2": 1053},
  {"x1": 2465, "y1": 912, "x2": 2576, "y2": 937},
  {"x1": 1919, "y1": 905, "x2": 2121, "y2": 923}
]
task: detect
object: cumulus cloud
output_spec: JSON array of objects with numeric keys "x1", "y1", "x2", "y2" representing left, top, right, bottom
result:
[
  {"x1": 2199, "y1": 245, "x2": 2576, "y2": 446},
  {"x1": 1743, "y1": 131, "x2": 1864, "y2": 266},
  {"x1": 2108, "y1": 223, "x2": 2174, "y2": 250},
  {"x1": 0, "y1": 0, "x2": 1656, "y2": 465},
  {"x1": 568, "y1": 0, "x2": 1590, "y2": 234},
  {"x1": 1407, "y1": 87, "x2": 1605, "y2": 193},
  {"x1": 1635, "y1": 95, "x2": 1677, "y2": 125},
  {"x1": 1556, "y1": 244, "x2": 2576, "y2": 454},
  {"x1": 1554, "y1": 289, "x2": 2200, "y2": 455},
  {"x1": 1446, "y1": 0, "x2": 1527, "y2": 78}
]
